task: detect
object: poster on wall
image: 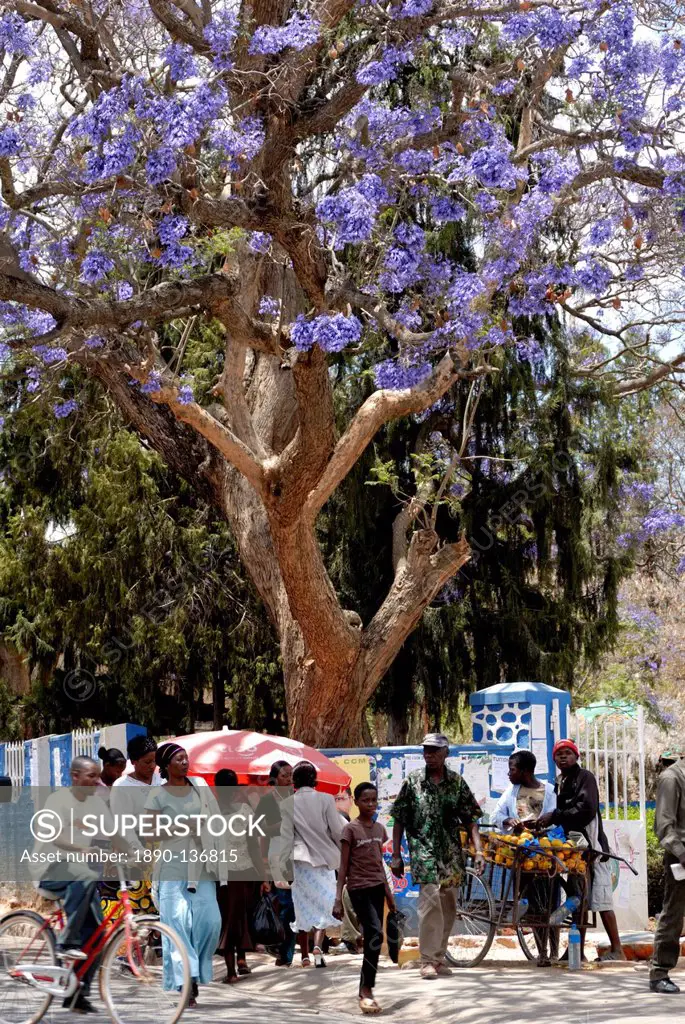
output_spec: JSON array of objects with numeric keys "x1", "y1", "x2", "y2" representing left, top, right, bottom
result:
[
  {"x1": 330, "y1": 755, "x2": 372, "y2": 817},
  {"x1": 602, "y1": 818, "x2": 648, "y2": 930}
]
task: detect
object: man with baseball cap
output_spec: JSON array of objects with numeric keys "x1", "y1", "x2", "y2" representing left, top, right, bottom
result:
[
  {"x1": 390, "y1": 733, "x2": 484, "y2": 979},
  {"x1": 538, "y1": 739, "x2": 624, "y2": 962}
]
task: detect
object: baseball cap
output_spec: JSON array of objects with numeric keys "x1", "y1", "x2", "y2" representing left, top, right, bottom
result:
[{"x1": 422, "y1": 733, "x2": 450, "y2": 749}]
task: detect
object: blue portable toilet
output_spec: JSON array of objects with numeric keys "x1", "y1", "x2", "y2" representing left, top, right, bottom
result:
[{"x1": 469, "y1": 682, "x2": 571, "y2": 784}]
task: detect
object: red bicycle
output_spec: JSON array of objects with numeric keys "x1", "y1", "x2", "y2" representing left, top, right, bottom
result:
[{"x1": 0, "y1": 865, "x2": 190, "y2": 1024}]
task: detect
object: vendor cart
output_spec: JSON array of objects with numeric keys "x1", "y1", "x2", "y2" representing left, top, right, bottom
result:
[{"x1": 444, "y1": 829, "x2": 601, "y2": 968}]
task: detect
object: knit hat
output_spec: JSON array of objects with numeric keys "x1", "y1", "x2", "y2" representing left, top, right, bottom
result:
[{"x1": 552, "y1": 739, "x2": 580, "y2": 759}]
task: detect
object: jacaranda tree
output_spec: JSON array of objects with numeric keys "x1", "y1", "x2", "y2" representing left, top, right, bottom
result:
[{"x1": 1, "y1": 0, "x2": 685, "y2": 743}]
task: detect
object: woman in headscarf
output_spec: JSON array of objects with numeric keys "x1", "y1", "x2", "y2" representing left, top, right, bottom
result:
[{"x1": 145, "y1": 742, "x2": 224, "y2": 1007}]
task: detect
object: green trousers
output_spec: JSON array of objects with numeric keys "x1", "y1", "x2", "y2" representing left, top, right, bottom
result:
[{"x1": 650, "y1": 855, "x2": 685, "y2": 981}]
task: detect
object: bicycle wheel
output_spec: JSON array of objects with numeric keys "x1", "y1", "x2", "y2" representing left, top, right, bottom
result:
[
  {"x1": 99, "y1": 919, "x2": 190, "y2": 1024},
  {"x1": 516, "y1": 925, "x2": 538, "y2": 960},
  {"x1": 445, "y1": 868, "x2": 497, "y2": 968},
  {"x1": 0, "y1": 911, "x2": 56, "y2": 1024}
]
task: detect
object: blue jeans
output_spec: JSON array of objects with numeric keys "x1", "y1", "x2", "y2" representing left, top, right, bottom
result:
[
  {"x1": 39, "y1": 878, "x2": 102, "y2": 996},
  {"x1": 274, "y1": 889, "x2": 296, "y2": 964}
]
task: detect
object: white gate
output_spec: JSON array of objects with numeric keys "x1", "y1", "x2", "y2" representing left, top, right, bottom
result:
[
  {"x1": 72, "y1": 727, "x2": 99, "y2": 759},
  {"x1": 4, "y1": 741, "x2": 24, "y2": 787},
  {"x1": 570, "y1": 704, "x2": 648, "y2": 929}
]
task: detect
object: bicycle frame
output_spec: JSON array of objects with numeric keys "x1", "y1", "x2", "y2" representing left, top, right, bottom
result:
[{"x1": 12, "y1": 867, "x2": 153, "y2": 994}]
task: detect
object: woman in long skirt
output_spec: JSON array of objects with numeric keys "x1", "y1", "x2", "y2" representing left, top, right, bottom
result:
[
  {"x1": 283, "y1": 761, "x2": 342, "y2": 967},
  {"x1": 146, "y1": 743, "x2": 223, "y2": 1007}
]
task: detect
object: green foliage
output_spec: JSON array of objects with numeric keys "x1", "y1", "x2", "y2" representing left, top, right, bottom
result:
[{"x1": 0, "y1": 387, "x2": 284, "y2": 738}]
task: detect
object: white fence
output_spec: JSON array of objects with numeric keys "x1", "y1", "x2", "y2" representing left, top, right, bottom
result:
[
  {"x1": 570, "y1": 704, "x2": 648, "y2": 929},
  {"x1": 4, "y1": 741, "x2": 23, "y2": 788},
  {"x1": 72, "y1": 727, "x2": 99, "y2": 759}
]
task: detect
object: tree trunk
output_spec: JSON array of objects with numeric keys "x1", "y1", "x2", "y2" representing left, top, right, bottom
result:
[{"x1": 212, "y1": 669, "x2": 224, "y2": 731}]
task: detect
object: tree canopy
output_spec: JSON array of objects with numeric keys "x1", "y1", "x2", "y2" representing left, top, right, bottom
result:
[{"x1": 1, "y1": 0, "x2": 685, "y2": 743}]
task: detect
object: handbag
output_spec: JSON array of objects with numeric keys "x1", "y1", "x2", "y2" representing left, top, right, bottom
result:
[
  {"x1": 250, "y1": 892, "x2": 286, "y2": 946},
  {"x1": 386, "y1": 909, "x2": 407, "y2": 965}
]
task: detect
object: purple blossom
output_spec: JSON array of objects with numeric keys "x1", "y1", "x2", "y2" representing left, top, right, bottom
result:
[
  {"x1": 249, "y1": 13, "x2": 319, "y2": 55},
  {"x1": 291, "y1": 313, "x2": 362, "y2": 353},
  {"x1": 212, "y1": 117, "x2": 265, "y2": 168},
  {"x1": 157, "y1": 243, "x2": 195, "y2": 268},
  {"x1": 164, "y1": 43, "x2": 197, "y2": 80},
  {"x1": 248, "y1": 232, "x2": 272, "y2": 254},
  {"x1": 0, "y1": 127, "x2": 21, "y2": 158},
  {"x1": 80, "y1": 251, "x2": 115, "y2": 284},
  {"x1": 146, "y1": 147, "x2": 176, "y2": 186},
  {"x1": 317, "y1": 177, "x2": 388, "y2": 247},
  {"x1": 158, "y1": 215, "x2": 189, "y2": 245},
  {"x1": 470, "y1": 145, "x2": 519, "y2": 189},
  {"x1": 575, "y1": 260, "x2": 613, "y2": 295},
  {"x1": 259, "y1": 296, "x2": 280, "y2": 317},
  {"x1": 53, "y1": 399, "x2": 78, "y2": 418},
  {"x1": 492, "y1": 80, "x2": 517, "y2": 96},
  {"x1": 620, "y1": 481, "x2": 655, "y2": 502},
  {"x1": 32, "y1": 345, "x2": 68, "y2": 365},
  {"x1": 26, "y1": 367, "x2": 41, "y2": 393},
  {"x1": 588, "y1": 218, "x2": 617, "y2": 247},
  {"x1": 515, "y1": 337, "x2": 544, "y2": 363},
  {"x1": 204, "y1": 8, "x2": 239, "y2": 69},
  {"x1": 177, "y1": 384, "x2": 194, "y2": 405},
  {"x1": 399, "y1": 0, "x2": 433, "y2": 15},
  {"x1": 374, "y1": 359, "x2": 431, "y2": 390},
  {"x1": 474, "y1": 192, "x2": 500, "y2": 214},
  {"x1": 431, "y1": 197, "x2": 466, "y2": 223},
  {"x1": 0, "y1": 13, "x2": 34, "y2": 55},
  {"x1": 535, "y1": 154, "x2": 578, "y2": 194},
  {"x1": 140, "y1": 371, "x2": 162, "y2": 395},
  {"x1": 84, "y1": 336, "x2": 105, "y2": 349},
  {"x1": 676, "y1": 556, "x2": 685, "y2": 576},
  {"x1": 357, "y1": 46, "x2": 412, "y2": 85}
]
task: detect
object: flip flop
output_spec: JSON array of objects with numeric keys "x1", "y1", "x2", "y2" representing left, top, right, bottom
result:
[
  {"x1": 301, "y1": 957, "x2": 312, "y2": 968},
  {"x1": 359, "y1": 998, "x2": 382, "y2": 1015}
]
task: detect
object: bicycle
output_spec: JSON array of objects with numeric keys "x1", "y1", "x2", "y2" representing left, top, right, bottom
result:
[{"x1": 0, "y1": 864, "x2": 190, "y2": 1024}]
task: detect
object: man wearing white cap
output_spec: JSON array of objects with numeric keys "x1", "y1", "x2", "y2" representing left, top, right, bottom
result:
[{"x1": 391, "y1": 733, "x2": 484, "y2": 979}]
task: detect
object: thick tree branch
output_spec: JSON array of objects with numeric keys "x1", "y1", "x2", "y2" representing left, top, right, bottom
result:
[
  {"x1": 612, "y1": 351, "x2": 685, "y2": 396},
  {"x1": 357, "y1": 532, "x2": 471, "y2": 702},
  {"x1": 129, "y1": 372, "x2": 267, "y2": 493},
  {"x1": 0, "y1": 272, "x2": 260, "y2": 335},
  {"x1": 302, "y1": 349, "x2": 467, "y2": 520}
]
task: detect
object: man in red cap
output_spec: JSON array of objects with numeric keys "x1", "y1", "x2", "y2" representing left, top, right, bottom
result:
[{"x1": 538, "y1": 739, "x2": 625, "y2": 962}]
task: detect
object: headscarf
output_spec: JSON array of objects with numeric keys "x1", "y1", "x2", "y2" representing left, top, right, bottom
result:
[{"x1": 155, "y1": 742, "x2": 184, "y2": 774}]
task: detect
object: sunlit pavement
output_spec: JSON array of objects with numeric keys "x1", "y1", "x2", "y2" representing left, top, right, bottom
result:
[{"x1": 39, "y1": 950, "x2": 685, "y2": 1024}]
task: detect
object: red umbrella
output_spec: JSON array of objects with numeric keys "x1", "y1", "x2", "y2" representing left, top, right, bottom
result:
[{"x1": 170, "y1": 728, "x2": 351, "y2": 795}]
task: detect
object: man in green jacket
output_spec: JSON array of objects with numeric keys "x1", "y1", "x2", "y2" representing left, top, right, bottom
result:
[
  {"x1": 650, "y1": 752, "x2": 685, "y2": 993},
  {"x1": 391, "y1": 734, "x2": 484, "y2": 979}
]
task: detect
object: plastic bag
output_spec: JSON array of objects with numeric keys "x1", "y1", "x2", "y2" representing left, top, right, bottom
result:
[
  {"x1": 386, "y1": 909, "x2": 406, "y2": 965},
  {"x1": 250, "y1": 892, "x2": 286, "y2": 946}
]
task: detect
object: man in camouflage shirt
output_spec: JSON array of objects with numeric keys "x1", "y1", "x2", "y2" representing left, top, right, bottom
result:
[{"x1": 391, "y1": 734, "x2": 484, "y2": 979}]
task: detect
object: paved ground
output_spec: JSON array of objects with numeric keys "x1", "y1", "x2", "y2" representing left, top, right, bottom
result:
[
  {"x1": 30, "y1": 940, "x2": 685, "y2": 1024},
  {"x1": 201, "y1": 952, "x2": 685, "y2": 1024}
]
